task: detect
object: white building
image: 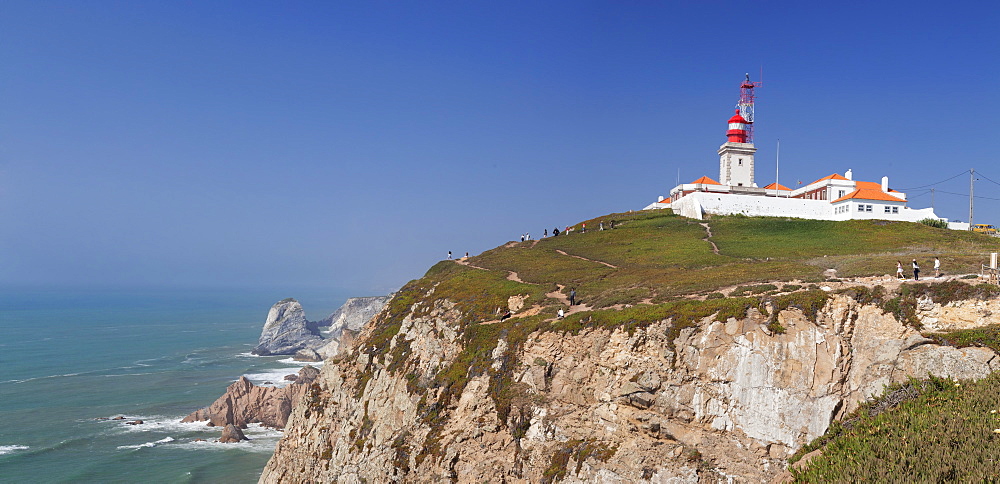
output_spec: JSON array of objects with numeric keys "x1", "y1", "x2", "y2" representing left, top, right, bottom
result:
[{"x1": 644, "y1": 102, "x2": 942, "y2": 223}]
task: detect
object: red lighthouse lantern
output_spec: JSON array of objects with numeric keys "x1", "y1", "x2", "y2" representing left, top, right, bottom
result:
[{"x1": 726, "y1": 109, "x2": 749, "y2": 143}]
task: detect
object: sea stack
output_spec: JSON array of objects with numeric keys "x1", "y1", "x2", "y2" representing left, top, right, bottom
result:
[{"x1": 251, "y1": 298, "x2": 324, "y2": 356}]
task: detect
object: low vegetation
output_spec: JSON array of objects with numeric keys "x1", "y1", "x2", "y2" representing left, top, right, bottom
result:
[
  {"x1": 344, "y1": 210, "x2": 1000, "y2": 477},
  {"x1": 468, "y1": 211, "x2": 1000, "y2": 308},
  {"x1": 790, "y1": 373, "x2": 1000, "y2": 482}
]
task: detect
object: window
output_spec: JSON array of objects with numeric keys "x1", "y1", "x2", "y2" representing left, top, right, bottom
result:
[
  {"x1": 866, "y1": 204, "x2": 873, "y2": 212},
  {"x1": 885, "y1": 206, "x2": 892, "y2": 213},
  {"x1": 857, "y1": 204, "x2": 864, "y2": 212},
  {"x1": 738, "y1": 158, "x2": 743, "y2": 166},
  {"x1": 892, "y1": 206, "x2": 899, "y2": 214}
]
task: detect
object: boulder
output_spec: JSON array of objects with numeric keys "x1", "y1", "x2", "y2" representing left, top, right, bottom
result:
[
  {"x1": 219, "y1": 424, "x2": 249, "y2": 443},
  {"x1": 293, "y1": 348, "x2": 322, "y2": 362}
]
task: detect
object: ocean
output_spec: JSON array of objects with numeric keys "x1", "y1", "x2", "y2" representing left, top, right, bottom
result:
[{"x1": 0, "y1": 286, "x2": 350, "y2": 483}]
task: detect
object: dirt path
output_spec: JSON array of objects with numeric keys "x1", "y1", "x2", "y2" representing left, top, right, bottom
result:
[
  {"x1": 699, "y1": 222, "x2": 720, "y2": 255},
  {"x1": 455, "y1": 258, "x2": 526, "y2": 284},
  {"x1": 546, "y1": 284, "x2": 592, "y2": 315},
  {"x1": 554, "y1": 249, "x2": 618, "y2": 269},
  {"x1": 453, "y1": 258, "x2": 489, "y2": 271}
]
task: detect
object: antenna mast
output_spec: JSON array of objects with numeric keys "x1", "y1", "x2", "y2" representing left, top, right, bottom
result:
[{"x1": 738, "y1": 73, "x2": 762, "y2": 143}]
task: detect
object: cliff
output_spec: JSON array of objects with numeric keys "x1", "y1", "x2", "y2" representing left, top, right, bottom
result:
[
  {"x1": 182, "y1": 365, "x2": 320, "y2": 429},
  {"x1": 317, "y1": 295, "x2": 394, "y2": 359},
  {"x1": 259, "y1": 285, "x2": 1000, "y2": 482},
  {"x1": 252, "y1": 298, "x2": 324, "y2": 356},
  {"x1": 252, "y1": 295, "x2": 391, "y2": 358},
  {"x1": 258, "y1": 212, "x2": 1000, "y2": 481}
]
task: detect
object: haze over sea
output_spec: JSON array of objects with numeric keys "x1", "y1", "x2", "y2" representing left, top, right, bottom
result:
[{"x1": 0, "y1": 286, "x2": 350, "y2": 483}]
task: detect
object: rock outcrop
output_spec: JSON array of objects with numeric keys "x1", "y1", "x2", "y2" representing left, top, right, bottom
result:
[
  {"x1": 315, "y1": 295, "x2": 393, "y2": 359},
  {"x1": 182, "y1": 365, "x2": 320, "y2": 429},
  {"x1": 319, "y1": 295, "x2": 394, "y2": 337},
  {"x1": 219, "y1": 424, "x2": 250, "y2": 443},
  {"x1": 252, "y1": 299, "x2": 323, "y2": 356},
  {"x1": 260, "y1": 288, "x2": 1000, "y2": 483},
  {"x1": 252, "y1": 296, "x2": 391, "y2": 357}
]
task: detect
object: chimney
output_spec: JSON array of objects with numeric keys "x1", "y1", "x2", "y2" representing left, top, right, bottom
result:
[
  {"x1": 881, "y1": 176, "x2": 889, "y2": 192},
  {"x1": 845, "y1": 169, "x2": 853, "y2": 180},
  {"x1": 658, "y1": 195, "x2": 665, "y2": 202}
]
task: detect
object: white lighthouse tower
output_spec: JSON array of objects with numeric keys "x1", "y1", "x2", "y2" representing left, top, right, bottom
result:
[{"x1": 718, "y1": 109, "x2": 756, "y2": 187}]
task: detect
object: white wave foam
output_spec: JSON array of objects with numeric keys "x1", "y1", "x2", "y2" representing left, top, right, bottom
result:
[
  {"x1": 99, "y1": 415, "x2": 220, "y2": 435},
  {"x1": 0, "y1": 445, "x2": 29, "y2": 455},
  {"x1": 173, "y1": 424, "x2": 283, "y2": 453},
  {"x1": 243, "y1": 368, "x2": 302, "y2": 387},
  {"x1": 276, "y1": 357, "x2": 324, "y2": 367},
  {"x1": 117, "y1": 437, "x2": 175, "y2": 450},
  {"x1": 236, "y1": 352, "x2": 261, "y2": 358}
]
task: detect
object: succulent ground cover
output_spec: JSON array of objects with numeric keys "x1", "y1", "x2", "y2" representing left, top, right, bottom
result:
[{"x1": 790, "y1": 373, "x2": 1000, "y2": 482}]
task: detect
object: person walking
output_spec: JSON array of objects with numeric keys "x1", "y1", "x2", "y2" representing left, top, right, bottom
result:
[
  {"x1": 934, "y1": 257, "x2": 941, "y2": 277},
  {"x1": 553, "y1": 227, "x2": 560, "y2": 236},
  {"x1": 599, "y1": 221, "x2": 604, "y2": 231},
  {"x1": 448, "y1": 251, "x2": 452, "y2": 260},
  {"x1": 896, "y1": 260, "x2": 904, "y2": 279},
  {"x1": 582, "y1": 223, "x2": 586, "y2": 233},
  {"x1": 569, "y1": 288, "x2": 576, "y2": 306},
  {"x1": 912, "y1": 259, "x2": 920, "y2": 281},
  {"x1": 544, "y1": 229, "x2": 548, "y2": 237}
]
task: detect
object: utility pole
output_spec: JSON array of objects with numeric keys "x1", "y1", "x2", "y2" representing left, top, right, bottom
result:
[
  {"x1": 969, "y1": 169, "x2": 975, "y2": 230},
  {"x1": 930, "y1": 188, "x2": 935, "y2": 211}
]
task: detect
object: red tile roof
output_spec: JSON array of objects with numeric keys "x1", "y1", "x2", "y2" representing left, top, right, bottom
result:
[
  {"x1": 855, "y1": 180, "x2": 901, "y2": 192},
  {"x1": 763, "y1": 182, "x2": 791, "y2": 191},
  {"x1": 690, "y1": 175, "x2": 721, "y2": 185},
  {"x1": 810, "y1": 173, "x2": 850, "y2": 185},
  {"x1": 832, "y1": 188, "x2": 906, "y2": 203}
]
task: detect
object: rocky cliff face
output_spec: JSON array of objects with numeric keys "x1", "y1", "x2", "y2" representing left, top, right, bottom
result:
[
  {"x1": 252, "y1": 296, "x2": 391, "y2": 357},
  {"x1": 182, "y1": 365, "x2": 320, "y2": 429},
  {"x1": 252, "y1": 298, "x2": 324, "y2": 356},
  {"x1": 317, "y1": 295, "x2": 393, "y2": 359},
  {"x1": 260, "y1": 289, "x2": 1000, "y2": 483}
]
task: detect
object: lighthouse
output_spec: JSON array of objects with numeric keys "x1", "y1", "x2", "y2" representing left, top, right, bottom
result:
[
  {"x1": 726, "y1": 110, "x2": 749, "y2": 143},
  {"x1": 718, "y1": 109, "x2": 757, "y2": 187}
]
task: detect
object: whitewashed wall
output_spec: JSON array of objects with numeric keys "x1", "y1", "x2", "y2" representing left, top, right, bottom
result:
[
  {"x1": 671, "y1": 192, "x2": 834, "y2": 220},
  {"x1": 669, "y1": 191, "x2": 940, "y2": 222}
]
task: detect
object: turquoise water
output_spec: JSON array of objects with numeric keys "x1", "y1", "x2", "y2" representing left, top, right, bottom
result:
[{"x1": 0, "y1": 286, "x2": 348, "y2": 483}]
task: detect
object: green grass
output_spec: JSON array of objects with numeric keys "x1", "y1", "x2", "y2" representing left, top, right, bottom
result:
[
  {"x1": 790, "y1": 373, "x2": 1000, "y2": 482},
  {"x1": 467, "y1": 212, "x2": 1000, "y2": 309}
]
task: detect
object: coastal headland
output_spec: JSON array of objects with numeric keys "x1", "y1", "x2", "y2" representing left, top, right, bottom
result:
[{"x1": 257, "y1": 210, "x2": 1000, "y2": 481}]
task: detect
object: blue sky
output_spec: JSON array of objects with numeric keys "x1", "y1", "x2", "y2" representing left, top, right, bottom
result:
[{"x1": 2, "y1": 1, "x2": 998, "y2": 297}]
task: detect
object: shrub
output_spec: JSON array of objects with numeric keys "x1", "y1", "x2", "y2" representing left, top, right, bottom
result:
[{"x1": 918, "y1": 218, "x2": 949, "y2": 229}]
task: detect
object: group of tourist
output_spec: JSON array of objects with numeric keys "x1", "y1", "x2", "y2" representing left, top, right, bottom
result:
[
  {"x1": 896, "y1": 257, "x2": 941, "y2": 281},
  {"x1": 542, "y1": 220, "x2": 617, "y2": 239}
]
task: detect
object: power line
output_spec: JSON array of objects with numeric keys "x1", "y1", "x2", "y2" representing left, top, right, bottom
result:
[
  {"x1": 897, "y1": 170, "x2": 971, "y2": 191},
  {"x1": 976, "y1": 171, "x2": 1000, "y2": 187},
  {"x1": 933, "y1": 189, "x2": 1000, "y2": 202}
]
